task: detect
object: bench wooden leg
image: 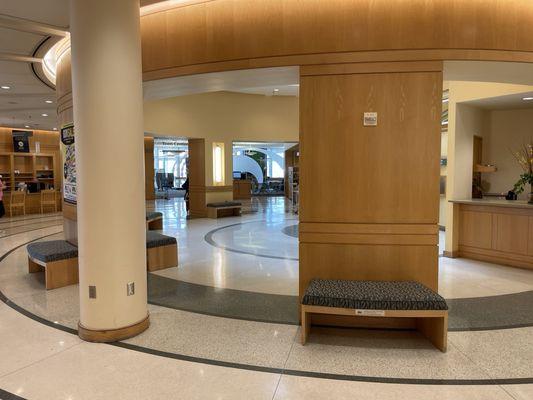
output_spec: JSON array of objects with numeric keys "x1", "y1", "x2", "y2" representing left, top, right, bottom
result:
[
  {"x1": 147, "y1": 244, "x2": 178, "y2": 272},
  {"x1": 416, "y1": 314, "x2": 448, "y2": 352},
  {"x1": 301, "y1": 307, "x2": 311, "y2": 345},
  {"x1": 148, "y1": 218, "x2": 163, "y2": 230},
  {"x1": 28, "y1": 257, "x2": 44, "y2": 273},
  {"x1": 45, "y1": 258, "x2": 79, "y2": 290}
]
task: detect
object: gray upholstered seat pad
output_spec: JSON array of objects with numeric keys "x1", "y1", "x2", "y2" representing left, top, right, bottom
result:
[
  {"x1": 206, "y1": 201, "x2": 242, "y2": 207},
  {"x1": 146, "y1": 211, "x2": 163, "y2": 220},
  {"x1": 27, "y1": 240, "x2": 78, "y2": 263},
  {"x1": 146, "y1": 231, "x2": 177, "y2": 249},
  {"x1": 302, "y1": 279, "x2": 448, "y2": 311}
]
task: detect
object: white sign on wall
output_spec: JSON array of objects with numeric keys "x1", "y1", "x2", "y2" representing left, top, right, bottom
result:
[{"x1": 363, "y1": 112, "x2": 378, "y2": 127}]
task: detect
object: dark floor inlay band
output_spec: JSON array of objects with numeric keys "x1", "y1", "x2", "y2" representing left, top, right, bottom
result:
[
  {"x1": 204, "y1": 220, "x2": 299, "y2": 261},
  {"x1": 281, "y1": 224, "x2": 298, "y2": 238},
  {"x1": 148, "y1": 274, "x2": 533, "y2": 331}
]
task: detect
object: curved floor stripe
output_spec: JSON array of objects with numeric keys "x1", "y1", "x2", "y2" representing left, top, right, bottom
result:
[{"x1": 2, "y1": 226, "x2": 533, "y2": 385}]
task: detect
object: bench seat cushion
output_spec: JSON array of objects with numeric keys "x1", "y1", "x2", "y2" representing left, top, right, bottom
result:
[
  {"x1": 146, "y1": 211, "x2": 163, "y2": 220},
  {"x1": 206, "y1": 201, "x2": 242, "y2": 208},
  {"x1": 27, "y1": 240, "x2": 78, "y2": 263},
  {"x1": 146, "y1": 231, "x2": 177, "y2": 249},
  {"x1": 302, "y1": 279, "x2": 448, "y2": 311}
]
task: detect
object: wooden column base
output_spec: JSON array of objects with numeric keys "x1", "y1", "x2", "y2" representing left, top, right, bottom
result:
[{"x1": 78, "y1": 314, "x2": 150, "y2": 343}]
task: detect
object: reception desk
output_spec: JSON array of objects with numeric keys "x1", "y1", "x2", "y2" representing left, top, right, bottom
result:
[
  {"x1": 452, "y1": 199, "x2": 533, "y2": 270},
  {"x1": 2, "y1": 191, "x2": 62, "y2": 215},
  {"x1": 233, "y1": 179, "x2": 252, "y2": 200}
]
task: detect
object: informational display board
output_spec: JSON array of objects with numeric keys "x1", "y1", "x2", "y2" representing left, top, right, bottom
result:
[
  {"x1": 61, "y1": 123, "x2": 77, "y2": 204},
  {"x1": 12, "y1": 130, "x2": 31, "y2": 152}
]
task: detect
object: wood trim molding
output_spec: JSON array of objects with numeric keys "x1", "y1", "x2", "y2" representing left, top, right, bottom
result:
[
  {"x1": 443, "y1": 250, "x2": 459, "y2": 258},
  {"x1": 299, "y1": 223, "x2": 438, "y2": 235},
  {"x1": 300, "y1": 233, "x2": 437, "y2": 246},
  {"x1": 78, "y1": 314, "x2": 150, "y2": 343},
  {"x1": 300, "y1": 61, "x2": 444, "y2": 77},
  {"x1": 206, "y1": 185, "x2": 233, "y2": 192}
]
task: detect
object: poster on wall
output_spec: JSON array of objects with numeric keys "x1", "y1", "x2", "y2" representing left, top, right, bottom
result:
[
  {"x1": 61, "y1": 123, "x2": 77, "y2": 204},
  {"x1": 12, "y1": 130, "x2": 32, "y2": 152}
]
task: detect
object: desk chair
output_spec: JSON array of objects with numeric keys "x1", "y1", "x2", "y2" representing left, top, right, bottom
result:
[
  {"x1": 10, "y1": 191, "x2": 26, "y2": 217},
  {"x1": 41, "y1": 189, "x2": 57, "y2": 213}
]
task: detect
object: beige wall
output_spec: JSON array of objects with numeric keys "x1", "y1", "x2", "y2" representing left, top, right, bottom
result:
[
  {"x1": 144, "y1": 91, "x2": 299, "y2": 187},
  {"x1": 444, "y1": 81, "x2": 533, "y2": 253},
  {"x1": 483, "y1": 109, "x2": 533, "y2": 200}
]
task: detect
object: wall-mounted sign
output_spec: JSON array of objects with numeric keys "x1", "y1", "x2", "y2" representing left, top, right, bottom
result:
[
  {"x1": 61, "y1": 123, "x2": 77, "y2": 204},
  {"x1": 363, "y1": 112, "x2": 378, "y2": 127},
  {"x1": 12, "y1": 130, "x2": 32, "y2": 152}
]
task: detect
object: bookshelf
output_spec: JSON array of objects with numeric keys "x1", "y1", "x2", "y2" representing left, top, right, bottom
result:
[{"x1": 0, "y1": 152, "x2": 56, "y2": 192}]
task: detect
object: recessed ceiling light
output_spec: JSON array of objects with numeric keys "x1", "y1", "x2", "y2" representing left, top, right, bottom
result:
[
  {"x1": 523, "y1": 97, "x2": 533, "y2": 101},
  {"x1": 24, "y1": 125, "x2": 30, "y2": 128},
  {"x1": 53, "y1": 127, "x2": 57, "y2": 131},
  {"x1": 45, "y1": 100, "x2": 53, "y2": 104},
  {"x1": 1, "y1": 85, "x2": 10, "y2": 90},
  {"x1": 273, "y1": 89, "x2": 280, "y2": 92},
  {"x1": 41, "y1": 113, "x2": 48, "y2": 117}
]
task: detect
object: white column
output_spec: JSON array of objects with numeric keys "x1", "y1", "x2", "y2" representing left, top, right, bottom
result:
[{"x1": 70, "y1": 0, "x2": 148, "y2": 340}]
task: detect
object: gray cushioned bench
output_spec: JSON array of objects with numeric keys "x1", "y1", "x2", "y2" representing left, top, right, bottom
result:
[
  {"x1": 146, "y1": 231, "x2": 178, "y2": 271},
  {"x1": 301, "y1": 279, "x2": 449, "y2": 352},
  {"x1": 27, "y1": 240, "x2": 79, "y2": 290},
  {"x1": 146, "y1": 211, "x2": 163, "y2": 230},
  {"x1": 206, "y1": 201, "x2": 242, "y2": 219}
]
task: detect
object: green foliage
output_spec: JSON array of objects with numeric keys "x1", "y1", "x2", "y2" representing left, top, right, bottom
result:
[{"x1": 513, "y1": 173, "x2": 533, "y2": 195}]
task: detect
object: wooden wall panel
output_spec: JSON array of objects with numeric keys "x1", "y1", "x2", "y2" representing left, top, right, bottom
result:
[
  {"x1": 492, "y1": 213, "x2": 529, "y2": 256},
  {"x1": 144, "y1": 137, "x2": 155, "y2": 200},
  {"x1": 299, "y1": 63, "x2": 442, "y2": 294},
  {"x1": 459, "y1": 210, "x2": 493, "y2": 250},
  {"x1": 188, "y1": 138, "x2": 207, "y2": 218},
  {"x1": 140, "y1": 0, "x2": 533, "y2": 79}
]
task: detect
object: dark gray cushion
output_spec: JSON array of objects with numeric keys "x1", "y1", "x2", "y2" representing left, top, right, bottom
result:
[
  {"x1": 146, "y1": 231, "x2": 177, "y2": 249},
  {"x1": 146, "y1": 211, "x2": 163, "y2": 221},
  {"x1": 206, "y1": 201, "x2": 242, "y2": 208},
  {"x1": 302, "y1": 279, "x2": 448, "y2": 311},
  {"x1": 27, "y1": 240, "x2": 78, "y2": 263}
]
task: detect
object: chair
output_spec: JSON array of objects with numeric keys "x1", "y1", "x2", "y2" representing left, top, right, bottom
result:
[
  {"x1": 10, "y1": 190, "x2": 26, "y2": 217},
  {"x1": 41, "y1": 189, "x2": 57, "y2": 213}
]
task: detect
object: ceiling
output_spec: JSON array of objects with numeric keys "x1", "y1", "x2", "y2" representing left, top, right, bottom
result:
[
  {"x1": 464, "y1": 91, "x2": 533, "y2": 111},
  {"x1": 0, "y1": 0, "x2": 69, "y2": 131}
]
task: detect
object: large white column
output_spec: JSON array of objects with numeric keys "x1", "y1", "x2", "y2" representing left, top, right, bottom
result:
[{"x1": 70, "y1": 0, "x2": 148, "y2": 340}]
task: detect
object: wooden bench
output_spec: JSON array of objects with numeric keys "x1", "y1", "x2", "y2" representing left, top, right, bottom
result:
[
  {"x1": 146, "y1": 231, "x2": 178, "y2": 271},
  {"x1": 146, "y1": 211, "x2": 163, "y2": 230},
  {"x1": 301, "y1": 279, "x2": 448, "y2": 352},
  {"x1": 206, "y1": 201, "x2": 242, "y2": 219},
  {"x1": 27, "y1": 240, "x2": 79, "y2": 290}
]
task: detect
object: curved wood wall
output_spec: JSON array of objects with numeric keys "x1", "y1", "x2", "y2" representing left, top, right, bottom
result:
[{"x1": 141, "y1": 0, "x2": 533, "y2": 80}]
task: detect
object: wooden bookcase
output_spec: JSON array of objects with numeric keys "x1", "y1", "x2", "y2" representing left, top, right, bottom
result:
[{"x1": 1, "y1": 152, "x2": 57, "y2": 192}]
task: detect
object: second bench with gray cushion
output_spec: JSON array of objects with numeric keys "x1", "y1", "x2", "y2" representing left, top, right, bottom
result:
[
  {"x1": 27, "y1": 240, "x2": 79, "y2": 290},
  {"x1": 206, "y1": 201, "x2": 242, "y2": 219},
  {"x1": 146, "y1": 231, "x2": 178, "y2": 271},
  {"x1": 146, "y1": 211, "x2": 163, "y2": 230},
  {"x1": 301, "y1": 279, "x2": 448, "y2": 352}
]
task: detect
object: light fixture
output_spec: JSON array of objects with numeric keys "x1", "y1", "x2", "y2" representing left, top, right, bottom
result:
[
  {"x1": 53, "y1": 127, "x2": 58, "y2": 131},
  {"x1": 41, "y1": 113, "x2": 48, "y2": 117},
  {"x1": 523, "y1": 97, "x2": 533, "y2": 101},
  {"x1": 45, "y1": 100, "x2": 53, "y2": 104},
  {"x1": 212, "y1": 142, "x2": 225, "y2": 185},
  {"x1": 24, "y1": 125, "x2": 30, "y2": 128},
  {"x1": 273, "y1": 88, "x2": 280, "y2": 93},
  {"x1": 1, "y1": 85, "x2": 10, "y2": 90},
  {"x1": 442, "y1": 98, "x2": 449, "y2": 103}
]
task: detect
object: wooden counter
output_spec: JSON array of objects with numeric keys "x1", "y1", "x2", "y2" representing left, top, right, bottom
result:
[
  {"x1": 233, "y1": 179, "x2": 251, "y2": 200},
  {"x1": 452, "y1": 200, "x2": 533, "y2": 270},
  {"x1": 2, "y1": 191, "x2": 62, "y2": 215}
]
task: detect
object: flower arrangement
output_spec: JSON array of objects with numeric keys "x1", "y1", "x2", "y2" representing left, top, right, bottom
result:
[{"x1": 512, "y1": 142, "x2": 533, "y2": 203}]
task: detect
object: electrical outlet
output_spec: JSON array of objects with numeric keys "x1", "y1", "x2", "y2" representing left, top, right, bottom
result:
[
  {"x1": 89, "y1": 285, "x2": 96, "y2": 299},
  {"x1": 127, "y1": 282, "x2": 135, "y2": 296}
]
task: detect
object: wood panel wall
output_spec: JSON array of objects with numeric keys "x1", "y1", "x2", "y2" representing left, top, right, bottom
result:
[
  {"x1": 299, "y1": 62, "x2": 442, "y2": 296},
  {"x1": 188, "y1": 138, "x2": 207, "y2": 218},
  {"x1": 144, "y1": 137, "x2": 155, "y2": 200},
  {"x1": 141, "y1": 0, "x2": 533, "y2": 80}
]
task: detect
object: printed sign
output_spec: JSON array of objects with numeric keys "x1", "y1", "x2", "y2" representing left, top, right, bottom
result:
[
  {"x1": 355, "y1": 309, "x2": 385, "y2": 317},
  {"x1": 12, "y1": 130, "x2": 31, "y2": 152},
  {"x1": 363, "y1": 112, "x2": 378, "y2": 127},
  {"x1": 61, "y1": 123, "x2": 77, "y2": 204}
]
